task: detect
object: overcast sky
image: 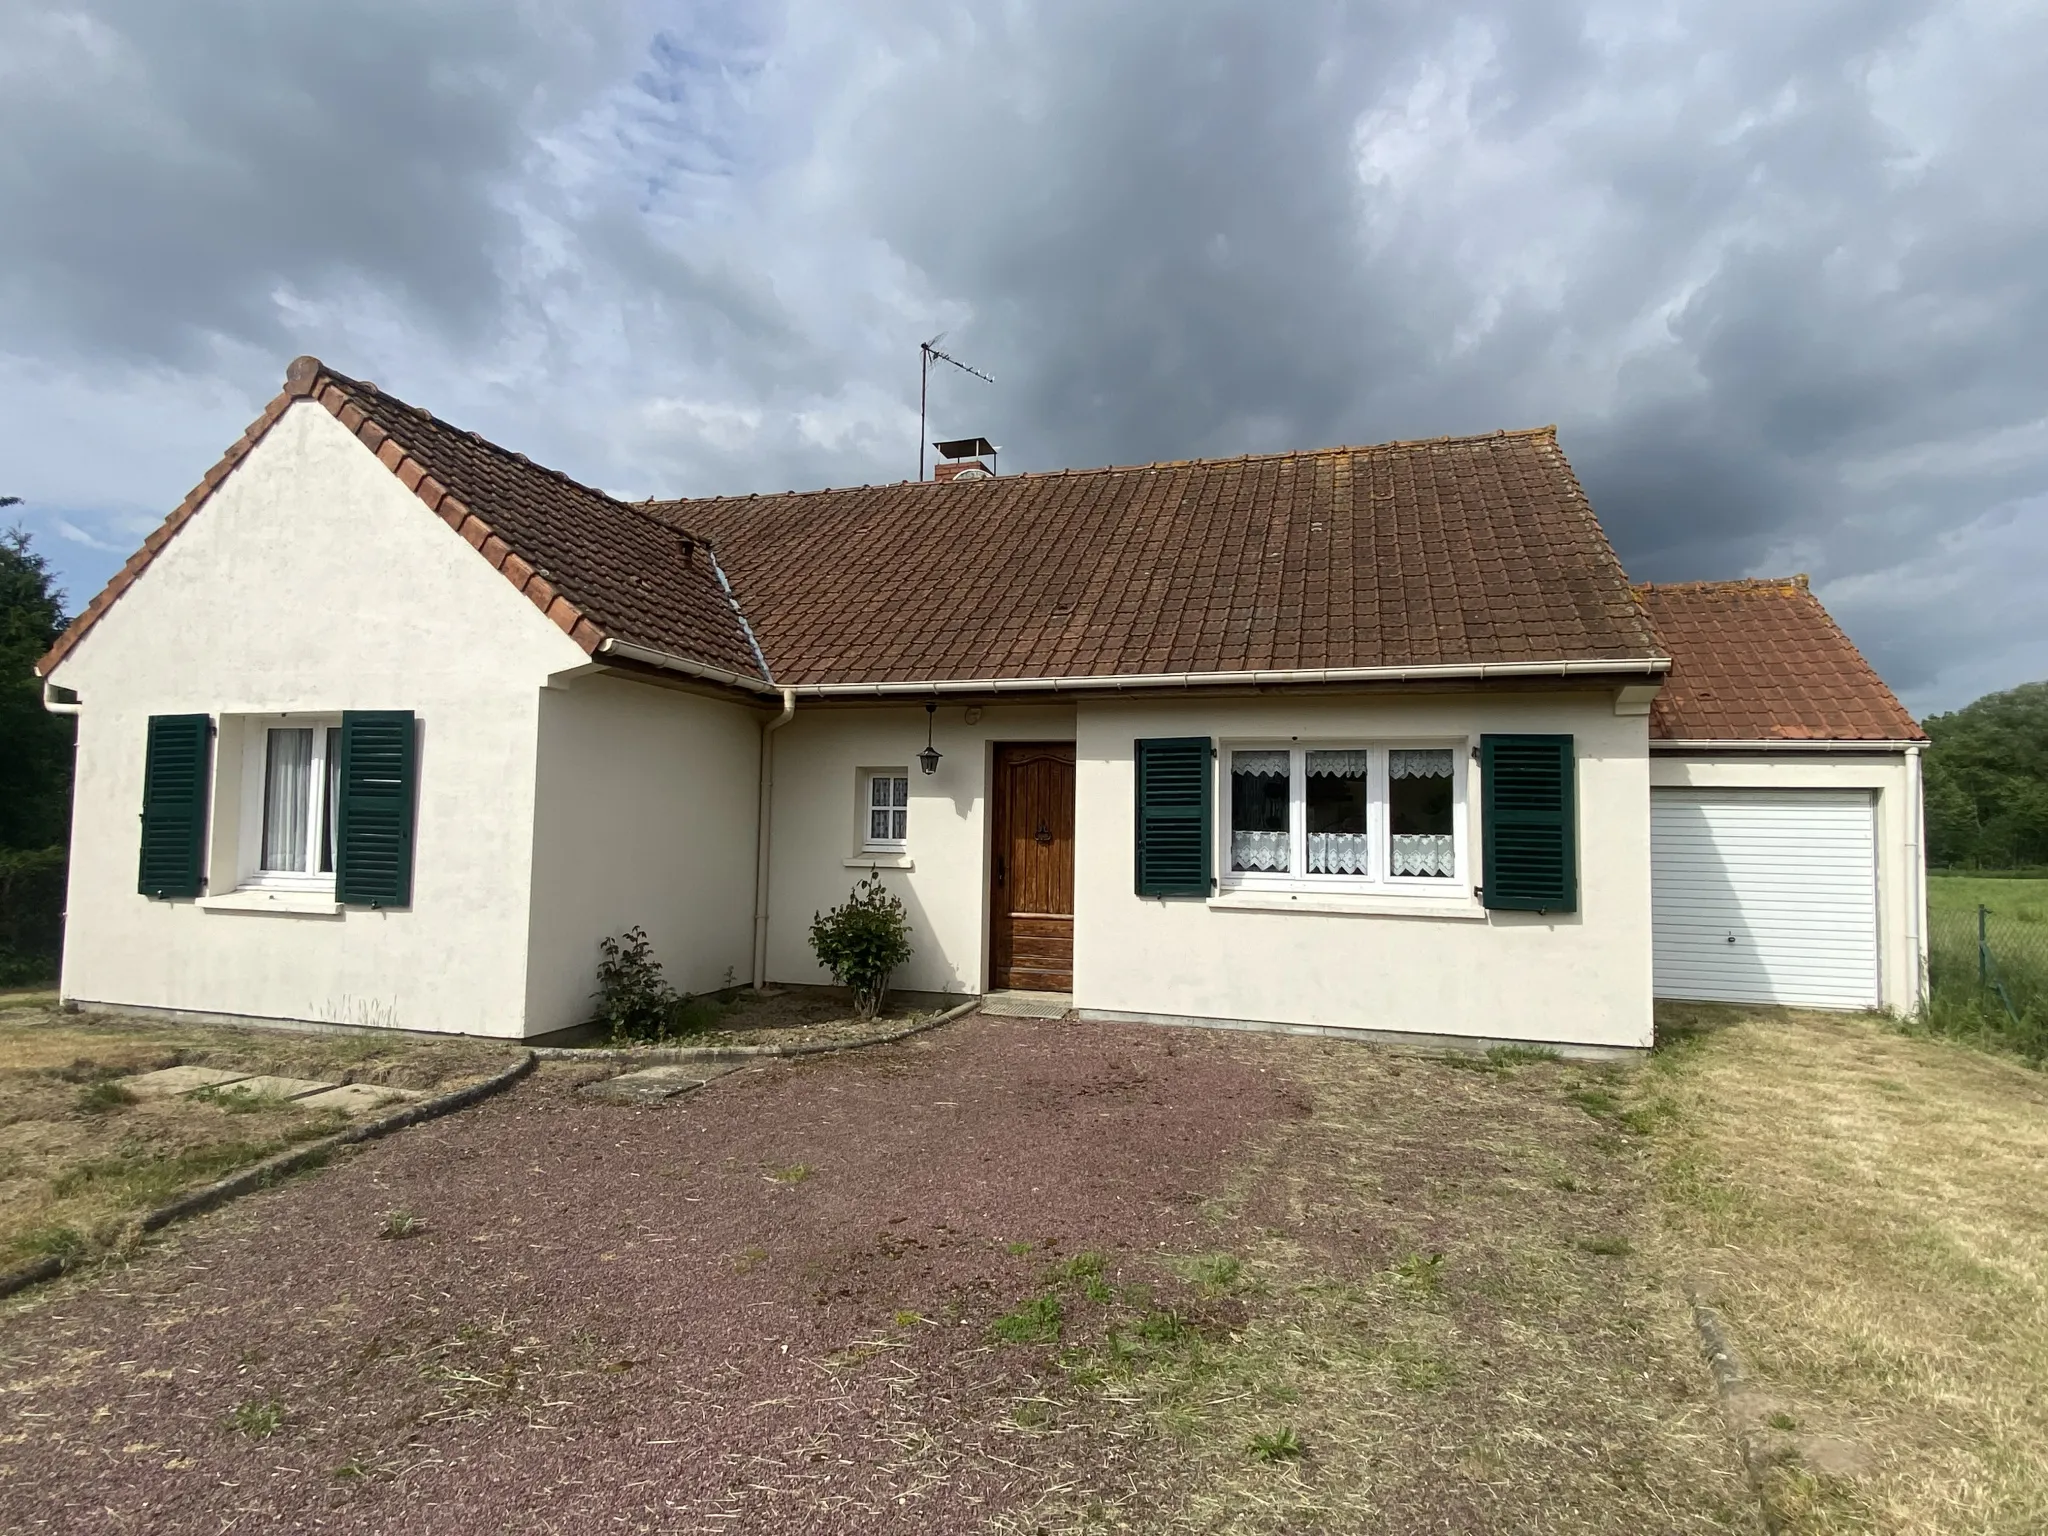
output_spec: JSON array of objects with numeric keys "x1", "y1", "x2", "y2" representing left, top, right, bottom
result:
[{"x1": 3, "y1": 0, "x2": 2043, "y2": 714}]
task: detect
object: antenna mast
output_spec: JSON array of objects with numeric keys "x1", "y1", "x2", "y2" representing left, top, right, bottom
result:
[{"x1": 919, "y1": 335, "x2": 993, "y2": 481}]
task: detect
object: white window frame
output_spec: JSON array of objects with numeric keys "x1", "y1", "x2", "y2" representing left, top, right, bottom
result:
[
  {"x1": 236, "y1": 715, "x2": 343, "y2": 893},
  {"x1": 860, "y1": 768, "x2": 911, "y2": 853},
  {"x1": 1217, "y1": 739, "x2": 1471, "y2": 897}
]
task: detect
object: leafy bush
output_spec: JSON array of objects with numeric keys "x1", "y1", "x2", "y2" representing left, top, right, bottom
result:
[
  {"x1": 0, "y1": 845, "x2": 65, "y2": 987},
  {"x1": 592, "y1": 926, "x2": 696, "y2": 1043},
  {"x1": 808, "y1": 875, "x2": 913, "y2": 1019}
]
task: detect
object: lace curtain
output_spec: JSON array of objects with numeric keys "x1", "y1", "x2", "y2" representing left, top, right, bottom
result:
[
  {"x1": 1306, "y1": 749, "x2": 1370, "y2": 778},
  {"x1": 1232, "y1": 749, "x2": 1289, "y2": 777},
  {"x1": 1391, "y1": 833, "x2": 1455, "y2": 877},
  {"x1": 261, "y1": 728, "x2": 313, "y2": 872},
  {"x1": 1230, "y1": 830, "x2": 1290, "y2": 871},
  {"x1": 1308, "y1": 832, "x2": 1370, "y2": 874},
  {"x1": 1389, "y1": 748, "x2": 1453, "y2": 780}
]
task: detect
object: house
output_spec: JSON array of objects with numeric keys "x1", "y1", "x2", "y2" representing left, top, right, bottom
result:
[{"x1": 33, "y1": 357, "x2": 1927, "y2": 1050}]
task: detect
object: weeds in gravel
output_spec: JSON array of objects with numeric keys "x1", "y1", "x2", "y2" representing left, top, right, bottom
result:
[
  {"x1": 228, "y1": 1400, "x2": 284, "y2": 1439},
  {"x1": 1390, "y1": 1250, "x2": 1444, "y2": 1295},
  {"x1": 14, "y1": 1222, "x2": 85, "y2": 1261},
  {"x1": 1246, "y1": 1426, "x2": 1303, "y2": 1463},
  {"x1": 1174, "y1": 1252, "x2": 1245, "y2": 1293},
  {"x1": 378, "y1": 1209, "x2": 424, "y2": 1240},
  {"x1": 72, "y1": 1080, "x2": 136, "y2": 1114},
  {"x1": 991, "y1": 1293, "x2": 1064, "y2": 1344}
]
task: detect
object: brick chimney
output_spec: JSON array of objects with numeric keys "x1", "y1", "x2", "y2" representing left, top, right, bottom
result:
[{"x1": 931, "y1": 435, "x2": 997, "y2": 482}]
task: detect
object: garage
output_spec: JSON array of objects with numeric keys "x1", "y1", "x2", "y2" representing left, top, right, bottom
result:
[{"x1": 1651, "y1": 788, "x2": 1880, "y2": 1009}]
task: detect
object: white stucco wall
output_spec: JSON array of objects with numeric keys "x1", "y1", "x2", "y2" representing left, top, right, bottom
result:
[
  {"x1": 1647, "y1": 751, "x2": 1923, "y2": 1011},
  {"x1": 761, "y1": 703, "x2": 1077, "y2": 996},
  {"x1": 761, "y1": 691, "x2": 1654, "y2": 1048},
  {"x1": 524, "y1": 673, "x2": 764, "y2": 1030},
  {"x1": 1076, "y1": 692, "x2": 1656, "y2": 1049},
  {"x1": 50, "y1": 401, "x2": 590, "y2": 1037}
]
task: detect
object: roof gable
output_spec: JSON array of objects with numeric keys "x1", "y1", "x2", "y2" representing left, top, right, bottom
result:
[
  {"x1": 38, "y1": 357, "x2": 769, "y2": 688},
  {"x1": 1636, "y1": 577, "x2": 1924, "y2": 742}
]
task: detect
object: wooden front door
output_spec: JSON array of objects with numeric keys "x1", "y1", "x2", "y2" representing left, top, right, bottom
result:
[{"x1": 989, "y1": 742, "x2": 1076, "y2": 992}]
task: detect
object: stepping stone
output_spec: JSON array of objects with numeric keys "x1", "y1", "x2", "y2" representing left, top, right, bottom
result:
[
  {"x1": 213, "y1": 1075, "x2": 338, "y2": 1102},
  {"x1": 120, "y1": 1066, "x2": 252, "y2": 1099},
  {"x1": 581, "y1": 1062, "x2": 742, "y2": 1105},
  {"x1": 297, "y1": 1082, "x2": 420, "y2": 1115},
  {"x1": 979, "y1": 990, "x2": 1073, "y2": 1019}
]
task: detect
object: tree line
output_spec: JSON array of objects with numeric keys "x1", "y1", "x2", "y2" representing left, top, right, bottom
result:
[
  {"x1": 1, "y1": 523, "x2": 74, "y2": 983},
  {"x1": 1923, "y1": 681, "x2": 2048, "y2": 870}
]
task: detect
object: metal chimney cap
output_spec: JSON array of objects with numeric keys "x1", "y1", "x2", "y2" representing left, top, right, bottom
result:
[{"x1": 932, "y1": 436, "x2": 998, "y2": 459}]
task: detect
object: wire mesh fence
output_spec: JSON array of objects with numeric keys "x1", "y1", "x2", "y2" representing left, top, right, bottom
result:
[{"x1": 1927, "y1": 898, "x2": 2048, "y2": 1060}]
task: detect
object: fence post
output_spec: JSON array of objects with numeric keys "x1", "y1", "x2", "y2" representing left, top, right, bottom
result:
[{"x1": 1978, "y1": 903, "x2": 1989, "y2": 989}]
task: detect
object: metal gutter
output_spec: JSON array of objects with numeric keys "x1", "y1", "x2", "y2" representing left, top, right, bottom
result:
[
  {"x1": 595, "y1": 639, "x2": 782, "y2": 697},
  {"x1": 1906, "y1": 743, "x2": 1927, "y2": 1011},
  {"x1": 788, "y1": 657, "x2": 1670, "y2": 699},
  {"x1": 752, "y1": 688, "x2": 797, "y2": 990},
  {"x1": 1650, "y1": 738, "x2": 1923, "y2": 751}
]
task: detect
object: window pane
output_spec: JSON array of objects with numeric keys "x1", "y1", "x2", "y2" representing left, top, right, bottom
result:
[
  {"x1": 261, "y1": 728, "x2": 314, "y2": 872},
  {"x1": 868, "y1": 775, "x2": 908, "y2": 845},
  {"x1": 1306, "y1": 750, "x2": 1370, "y2": 875},
  {"x1": 1230, "y1": 750, "x2": 1291, "y2": 872},
  {"x1": 1389, "y1": 750, "x2": 1454, "y2": 877},
  {"x1": 319, "y1": 726, "x2": 341, "y2": 873}
]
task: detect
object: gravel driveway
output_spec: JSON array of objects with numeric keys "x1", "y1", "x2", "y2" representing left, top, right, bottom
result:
[{"x1": 0, "y1": 1016, "x2": 1303, "y2": 1533}]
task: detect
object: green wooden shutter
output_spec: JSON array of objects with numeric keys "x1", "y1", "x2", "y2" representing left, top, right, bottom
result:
[
  {"x1": 1135, "y1": 737, "x2": 1212, "y2": 897},
  {"x1": 335, "y1": 710, "x2": 418, "y2": 907},
  {"x1": 1480, "y1": 735, "x2": 1577, "y2": 912},
  {"x1": 138, "y1": 714, "x2": 211, "y2": 898}
]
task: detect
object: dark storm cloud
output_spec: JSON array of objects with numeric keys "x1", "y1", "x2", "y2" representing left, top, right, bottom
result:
[
  {"x1": 0, "y1": 2, "x2": 634, "y2": 364},
  {"x1": 2, "y1": 0, "x2": 2043, "y2": 710}
]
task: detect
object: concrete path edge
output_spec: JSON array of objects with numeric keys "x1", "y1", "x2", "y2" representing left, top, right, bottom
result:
[
  {"x1": 533, "y1": 998, "x2": 982, "y2": 1064},
  {"x1": 0, "y1": 1051, "x2": 538, "y2": 1303},
  {"x1": 1686, "y1": 1280, "x2": 1784, "y2": 1534}
]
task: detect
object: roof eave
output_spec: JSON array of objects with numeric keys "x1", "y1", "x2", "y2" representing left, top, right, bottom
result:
[
  {"x1": 1650, "y1": 736, "x2": 1926, "y2": 750},
  {"x1": 786, "y1": 657, "x2": 1671, "y2": 699}
]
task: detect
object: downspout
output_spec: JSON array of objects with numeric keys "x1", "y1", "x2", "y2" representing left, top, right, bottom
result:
[
  {"x1": 1904, "y1": 744, "x2": 1925, "y2": 1013},
  {"x1": 751, "y1": 688, "x2": 796, "y2": 989}
]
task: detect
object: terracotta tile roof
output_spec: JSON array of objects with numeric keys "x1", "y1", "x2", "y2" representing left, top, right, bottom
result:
[
  {"x1": 1636, "y1": 578, "x2": 1924, "y2": 742},
  {"x1": 38, "y1": 359, "x2": 1665, "y2": 696},
  {"x1": 642, "y1": 429, "x2": 1666, "y2": 687},
  {"x1": 37, "y1": 358, "x2": 769, "y2": 687}
]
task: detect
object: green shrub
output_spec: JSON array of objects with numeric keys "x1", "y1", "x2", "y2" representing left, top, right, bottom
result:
[
  {"x1": 593, "y1": 927, "x2": 696, "y2": 1043},
  {"x1": 808, "y1": 875, "x2": 913, "y2": 1020}
]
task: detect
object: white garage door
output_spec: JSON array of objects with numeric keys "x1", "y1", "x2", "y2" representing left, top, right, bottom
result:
[{"x1": 1652, "y1": 789, "x2": 1879, "y2": 1008}]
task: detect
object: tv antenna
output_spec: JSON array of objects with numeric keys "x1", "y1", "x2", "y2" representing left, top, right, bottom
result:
[{"x1": 919, "y1": 334, "x2": 992, "y2": 481}]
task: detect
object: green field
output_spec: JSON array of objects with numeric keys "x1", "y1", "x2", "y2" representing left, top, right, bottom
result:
[
  {"x1": 1925, "y1": 874, "x2": 2048, "y2": 1060},
  {"x1": 1929, "y1": 872, "x2": 2048, "y2": 923}
]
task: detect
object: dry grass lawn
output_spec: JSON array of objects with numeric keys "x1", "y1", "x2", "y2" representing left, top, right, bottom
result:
[
  {"x1": 0, "y1": 991, "x2": 519, "y2": 1273},
  {"x1": 1639, "y1": 1004, "x2": 2048, "y2": 1535},
  {"x1": 988, "y1": 1039, "x2": 1758, "y2": 1533}
]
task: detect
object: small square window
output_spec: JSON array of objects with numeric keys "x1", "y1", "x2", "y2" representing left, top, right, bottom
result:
[{"x1": 864, "y1": 771, "x2": 909, "y2": 850}]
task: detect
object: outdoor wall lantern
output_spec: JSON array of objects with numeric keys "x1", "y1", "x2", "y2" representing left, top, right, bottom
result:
[{"x1": 918, "y1": 702, "x2": 943, "y2": 775}]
